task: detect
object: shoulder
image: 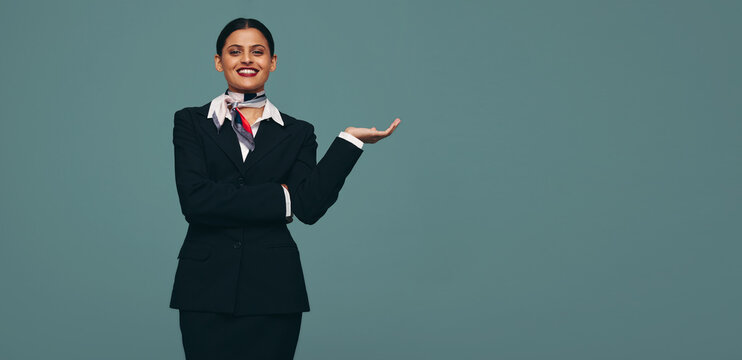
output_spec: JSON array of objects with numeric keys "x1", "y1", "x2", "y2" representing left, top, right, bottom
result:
[
  {"x1": 280, "y1": 112, "x2": 315, "y2": 133},
  {"x1": 174, "y1": 102, "x2": 210, "y2": 121}
]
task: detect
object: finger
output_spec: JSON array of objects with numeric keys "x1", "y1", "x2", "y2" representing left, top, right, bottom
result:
[{"x1": 384, "y1": 118, "x2": 400, "y2": 134}]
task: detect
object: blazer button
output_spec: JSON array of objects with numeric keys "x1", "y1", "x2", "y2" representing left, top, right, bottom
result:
[
  {"x1": 238, "y1": 177, "x2": 245, "y2": 185},
  {"x1": 234, "y1": 241, "x2": 242, "y2": 249}
]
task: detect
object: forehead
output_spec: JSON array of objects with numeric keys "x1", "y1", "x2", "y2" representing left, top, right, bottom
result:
[{"x1": 224, "y1": 28, "x2": 268, "y2": 47}]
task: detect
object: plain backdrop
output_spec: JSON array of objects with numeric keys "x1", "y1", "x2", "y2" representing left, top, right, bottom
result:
[{"x1": 1, "y1": 0, "x2": 740, "y2": 359}]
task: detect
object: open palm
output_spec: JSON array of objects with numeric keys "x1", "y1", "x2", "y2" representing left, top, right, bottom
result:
[{"x1": 344, "y1": 118, "x2": 401, "y2": 144}]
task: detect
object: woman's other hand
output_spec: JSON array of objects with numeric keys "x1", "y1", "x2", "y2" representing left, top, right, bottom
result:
[{"x1": 344, "y1": 118, "x2": 401, "y2": 144}]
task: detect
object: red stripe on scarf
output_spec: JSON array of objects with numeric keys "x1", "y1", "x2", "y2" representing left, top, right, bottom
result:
[{"x1": 234, "y1": 108, "x2": 254, "y2": 135}]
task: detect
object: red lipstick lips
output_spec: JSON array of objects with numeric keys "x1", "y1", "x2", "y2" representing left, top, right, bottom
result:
[{"x1": 237, "y1": 68, "x2": 258, "y2": 77}]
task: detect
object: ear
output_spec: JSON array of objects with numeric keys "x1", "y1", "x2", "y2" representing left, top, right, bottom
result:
[
  {"x1": 214, "y1": 54, "x2": 223, "y2": 72},
  {"x1": 269, "y1": 54, "x2": 277, "y2": 72}
]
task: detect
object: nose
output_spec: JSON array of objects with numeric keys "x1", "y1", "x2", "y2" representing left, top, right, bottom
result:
[{"x1": 241, "y1": 51, "x2": 253, "y2": 64}]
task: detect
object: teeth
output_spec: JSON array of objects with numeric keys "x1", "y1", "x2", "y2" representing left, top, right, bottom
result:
[{"x1": 238, "y1": 69, "x2": 257, "y2": 74}]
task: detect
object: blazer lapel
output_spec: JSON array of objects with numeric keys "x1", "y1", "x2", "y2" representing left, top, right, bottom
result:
[
  {"x1": 195, "y1": 104, "x2": 245, "y2": 175},
  {"x1": 195, "y1": 103, "x2": 291, "y2": 175},
  {"x1": 243, "y1": 119, "x2": 291, "y2": 171}
]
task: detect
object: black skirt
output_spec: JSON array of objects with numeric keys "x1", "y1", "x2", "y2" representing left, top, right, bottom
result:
[{"x1": 179, "y1": 310, "x2": 303, "y2": 359}]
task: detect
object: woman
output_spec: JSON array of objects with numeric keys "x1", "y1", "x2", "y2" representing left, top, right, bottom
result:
[{"x1": 169, "y1": 18, "x2": 400, "y2": 359}]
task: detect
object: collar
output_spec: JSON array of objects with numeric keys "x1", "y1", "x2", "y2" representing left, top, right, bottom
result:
[{"x1": 206, "y1": 92, "x2": 284, "y2": 130}]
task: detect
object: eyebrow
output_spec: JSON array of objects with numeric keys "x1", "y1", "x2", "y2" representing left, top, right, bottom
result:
[{"x1": 227, "y1": 44, "x2": 266, "y2": 49}]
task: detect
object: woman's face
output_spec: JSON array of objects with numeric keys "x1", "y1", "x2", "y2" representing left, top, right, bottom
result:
[{"x1": 214, "y1": 27, "x2": 277, "y2": 93}]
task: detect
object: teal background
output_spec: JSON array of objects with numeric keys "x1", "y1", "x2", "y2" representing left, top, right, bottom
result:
[{"x1": 1, "y1": 0, "x2": 740, "y2": 359}]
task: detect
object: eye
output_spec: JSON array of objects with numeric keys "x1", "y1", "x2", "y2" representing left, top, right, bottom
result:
[
  {"x1": 252, "y1": 50, "x2": 263, "y2": 55},
  {"x1": 229, "y1": 50, "x2": 241, "y2": 55}
]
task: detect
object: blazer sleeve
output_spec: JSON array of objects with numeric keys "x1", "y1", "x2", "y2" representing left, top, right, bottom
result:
[
  {"x1": 285, "y1": 123, "x2": 363, "y2": 225},
  {"x1": 173, "y1": 108, "x2": 286, "y2": 227}
]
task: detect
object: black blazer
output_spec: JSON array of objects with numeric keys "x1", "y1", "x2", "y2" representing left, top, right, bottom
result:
[{"x1": 168, "y1": 101, "x2": 363, "y2": 315}]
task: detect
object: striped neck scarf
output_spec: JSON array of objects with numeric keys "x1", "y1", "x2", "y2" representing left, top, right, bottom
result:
[{"x1": 224, "y1": 90, "x2": 267, "y2": 151}]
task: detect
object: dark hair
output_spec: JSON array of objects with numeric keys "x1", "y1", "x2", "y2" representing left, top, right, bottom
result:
[{"x1": 216, "y1": 18, "x2": 275, "y2": 57}]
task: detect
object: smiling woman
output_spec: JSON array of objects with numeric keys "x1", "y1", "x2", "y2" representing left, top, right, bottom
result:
[
  {"x1": 215, "y1": 27, "x2": 276, "y2": 94},
  {"x1": 169, "y1": 18, "x2": 400, "y2": 359}
]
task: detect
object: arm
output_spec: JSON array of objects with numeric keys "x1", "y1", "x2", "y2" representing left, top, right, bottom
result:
[
  {"x1": 285, "y1": 125, "x2": 364, "y2": 225},
  {"x1": 173, "y1": 109, "x2": 286, "y2": 227},
  {"x1": 285, "y1": 118, "x2": 401, "y2": 224}
]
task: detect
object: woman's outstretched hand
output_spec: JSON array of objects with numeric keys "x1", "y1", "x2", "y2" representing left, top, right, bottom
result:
[{"x1": 344, "y1": 118, "x2": 401, "y2": 144}]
